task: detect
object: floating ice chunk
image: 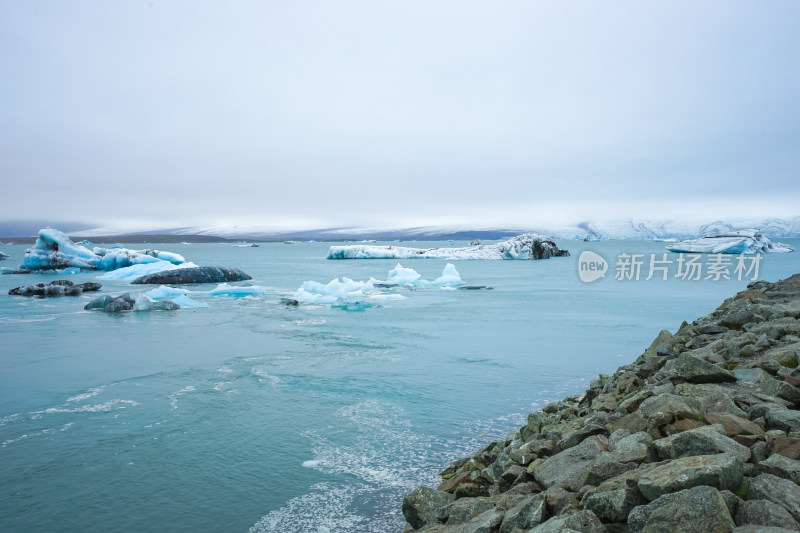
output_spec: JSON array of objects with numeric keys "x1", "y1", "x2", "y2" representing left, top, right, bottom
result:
[
  {"x1": 326, "y1": 233, "x2": 569, "y2": 260},
  {"x1": 98, "y1": 261, "x2": 199, "y2": 282},
  {"x1": 302, "y1": 460, "x2": 320, "y2": 468},
  {"x1": 0, "y1": 251, "x2": 8, "y2": 260},
  {"x1": 369, "y1": 293, "x2": 406, "y2": 301},
  {"x1": 385, "y1": 263, "x2": 424, "y2": 286},
  {"x1": 144, "y1": 285, "x2": 207, "y2": 307},
  {"x1": 62, "y1": 267, "x2": 81, "y2": 274},
  {"x1": 432, "y1": 263, "x2": 464, "y2": 287},
  {"x1": 666, "y1": 229, "x2": 793, "y2": 254},
  {"x1": 171, "y1": 294, "x2": 208, "y2": 308},
  {"x1": 1, "y1": 267, "x2": 13, "y2": 274},
  {"x1": 204, "y1": 283, "x2": 265, "y2": 297},
  {"x1": 293, "y1": 278, "x2": 374, "y2": 304},
  {"x1": 145, "y1": 285, "x2": 189, "y2": 300}
]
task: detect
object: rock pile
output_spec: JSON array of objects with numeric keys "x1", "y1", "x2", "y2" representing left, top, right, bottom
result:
[{"x1": 402, "y1": 274, "x2": 800, "y2": 532}]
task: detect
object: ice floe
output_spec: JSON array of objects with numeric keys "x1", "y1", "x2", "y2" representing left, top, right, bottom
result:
[
  {"x1": 666, "y1": 229, "x2": 794, "y2": 254},
  {"x1": 292, "y1": 263, "x2": 464, "y2": 307},
  {"x1": 204, "y1": 283, "x2": 265, "y2": 297},
  {"x1": 326, "y1": 233, "x2": 569, "y2": 260},
  {"x1": 21, "y1": 228, "x2": 188, "y2": 272}
]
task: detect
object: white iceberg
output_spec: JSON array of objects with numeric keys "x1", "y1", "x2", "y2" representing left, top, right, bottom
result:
[
  {"x1": 382, "y1": 263, "x2": 424, "y2": 286},
  {"x1": 666, "y1": 229, "x2": 794, "y2": 254},
  {"x1": 371, "y1": 263, "x2": 464, "y2": 288},
  {"x1": 0, "y1": 251, "x2": 8, "y2": 261},
  {"x1": 293, "y1": 263, "x2": 465, "y2": 306},
  {"x1": 326, "y1": 233, "x2": 569, "y2": 260},
  {"x1": 144, "y1": 285, "x2": 207, "y2": 308},
  {"x1": 204, "y1": 283, "x2": 265, "y2": 297},
  {"x1": 293, "y1": 278, "x2": 375, "y2": 305},
  {"x1": 97, "y1": 261, "x2": 199, "y2": 282},
  {"x1": 433, "y1": 263, "x2": 464, "y2": 287},
  {"x1": 22, "y1": 228, "x2": 188, "y2": 271}
]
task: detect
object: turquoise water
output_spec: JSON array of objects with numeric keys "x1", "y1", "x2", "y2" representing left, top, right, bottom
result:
[{"x1": 1, "y1": 239, "x2": 799, "y2": 532}]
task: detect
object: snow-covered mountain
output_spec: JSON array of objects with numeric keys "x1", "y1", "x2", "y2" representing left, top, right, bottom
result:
[{"x1": 2, "y1": 216, "x2": 799, "y2": 241}]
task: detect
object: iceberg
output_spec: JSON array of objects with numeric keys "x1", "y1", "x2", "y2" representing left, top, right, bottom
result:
[
  {"x1": 204, "y1": 283, "x2": 265, "y2": 297},
  {"x1": 98, "y1": 261, "x2": 199, "y2": 282},
  {"x1": 21, "y1": 228, "x2": 188, "y2": 271},
  {"x1": 433, "y1": 263, "x2": 464, "y2": 287},
  {"x1": 326, "y1": 233, "x2": 569, "y2": 260},
  {"x1": 382, "y1": 263, "x2": 423, "y2": 286},
  {"x1": 0, "y1": 251, "x2": 8, "y2": 260},
  {"x1": 143, "y1": 286, "x2": 208, "y2": 308},
  {"x1": 371, "y1": 263, "x2": 464, "y2": 289},
  {"x1": 293, "y1": 278, "x2": 375, "y2": 305},
  {"x1": 292, "y1": 263, "x2": 465, "y2": 307},
  {"x1": 666, "y1": 230, "x2": 794, "y2": 254}
]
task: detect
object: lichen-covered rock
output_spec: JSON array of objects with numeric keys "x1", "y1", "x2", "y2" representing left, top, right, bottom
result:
[
  {"x1": 637, "y1": 453, "x2": 743, "y2": 501},
  {"x1": 705, "y1": 412, "x2": 765, "y2": 437},
  {"x1": 654, "y1": 425, "x2": 751, "y2": 463},
  {"x1": 529, "y1": 510, "x2": 605, "y2": 533},
  {"x1": 759, "y1": 452, "x2": 800, "y2": 484},
  {"x1": 638, "y1": 394, "x2": 701, "y2": 419},
  {"x1": 640, "y1": 485, "x2": 735, "y2": 533},
  {"x1": 610, "y1": 431, "x2": 655, "y2": 464},
  {"x1": 532, "y1": 436, "x2": 607, "y2": 490},
  {"x1": 498, "y1": 493, "x2": 547, "y2": 533},
  {"x1": 746, "y1": 473, "x2": 800, "y2": 523},
  {"x1": 765, "y1": 409, "x2": 800, "y2": 434},
  {"x1": 734, "y1": 499, "x2": 800, "y2": 530},
  {"x1": 584, "y1": 487, "x2": 644, "y2": 523},
  {"x1": 672, "y1": 353, "x2": 736, "y2": 383},
  {"x1": 402, "y1": 486, "x2": 454, "y2": 530}
]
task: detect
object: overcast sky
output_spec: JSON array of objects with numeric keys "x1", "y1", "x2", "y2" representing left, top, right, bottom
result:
[{"x1": 1, "y1": 1, "x2": 799, "y2": 232}]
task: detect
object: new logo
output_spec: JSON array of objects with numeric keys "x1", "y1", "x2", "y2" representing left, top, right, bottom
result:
[{"x1": 578, "y1": 250, "x2": 608, "y2": 283}]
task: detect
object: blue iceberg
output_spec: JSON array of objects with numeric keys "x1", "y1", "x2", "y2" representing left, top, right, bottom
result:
[{"x1": 22, "y1": 229, "x2": 188, "y2": 272}]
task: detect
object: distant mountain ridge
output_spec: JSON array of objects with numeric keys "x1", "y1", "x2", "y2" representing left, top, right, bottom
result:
[{"x1": 1, "y1": 216, "x2": 798, "y2": 241}]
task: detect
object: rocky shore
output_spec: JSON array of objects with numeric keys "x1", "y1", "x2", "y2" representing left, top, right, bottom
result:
[{"x1": 402, "y1": 274, "x2": 800, "y2": 533}]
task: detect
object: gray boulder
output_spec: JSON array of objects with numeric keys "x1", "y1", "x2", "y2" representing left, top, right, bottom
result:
[
  {"x1": 637, "y1": 453, "x2": 743, "y2": 501},
  {"x1": 402, "y1": 486, "x2": 454, "y2": 530},
  {"x1": 529, "y1": 510, "x2": 605, "y2": 533},
  {"x1": 131, "y1": 266, "x2": 252, "y2": 285},
  {"x1": 673, "y1": 353, "x2": 736, "y2": 383},
  {"x1": 766, "y1": 409, "x2": 800, "y2": 434},
  {"x1": 747, "y1": 473, "x2": 800, "y2": 523},
  {"x1": 609, "y1": 431, "x2": 654, "y2": 464},
  {"x1": 734, "y1": 499, "x2": 799, "y2": 530},
  {"x1": 498, "y1": 493, "x2": 547, "y2": 533},
  {"x1": 638, "y1": 394, "x2": 701, "y2": 419},
  {"x1": 654, "y1": 424, "x2": 751, "y2": 463},
  {"x1": 584, "y1": 487, "x2": 644, "y2": 523},
  {"x1": 532, "y1": 435, "x2": 607, "y2": 490},
  {"x1": 759, "y1": 453, "x2": 800, "y2": 484},
  {"x1": 639, "y1": 485, "x2": 735, "y2": 533}
]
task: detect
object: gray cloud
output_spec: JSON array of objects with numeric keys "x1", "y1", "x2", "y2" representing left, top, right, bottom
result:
[{"x1": 1, "y1": 0, "x2": 798, "y2": 231}]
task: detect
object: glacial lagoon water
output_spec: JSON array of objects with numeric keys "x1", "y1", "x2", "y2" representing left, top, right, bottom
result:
[{"x1": 1, "y1": 239, "x2": 799, "y2": 532}]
